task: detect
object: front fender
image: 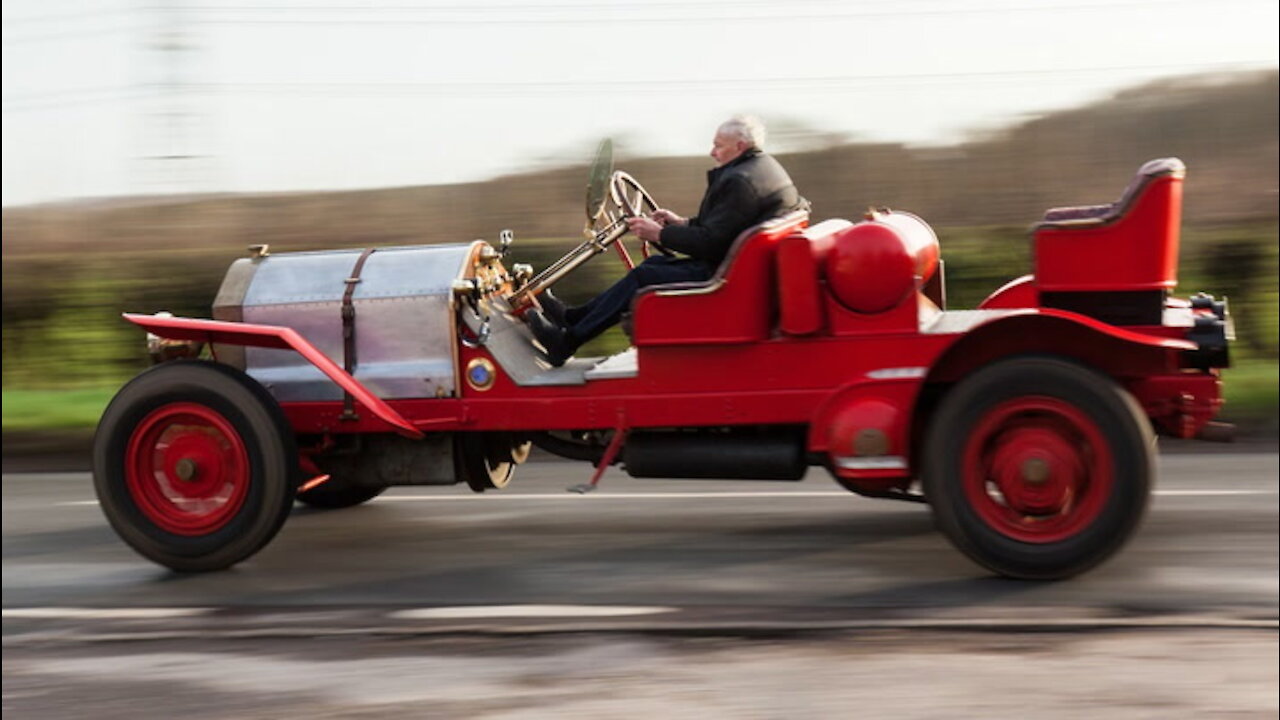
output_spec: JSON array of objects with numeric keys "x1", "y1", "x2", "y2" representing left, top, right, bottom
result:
[{"x1": 124, "y1": 313, "x2": 423, "y2": 438}]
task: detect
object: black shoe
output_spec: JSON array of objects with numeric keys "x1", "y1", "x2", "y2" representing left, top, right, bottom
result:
[
  {"x1": 526, "y1": 309, "x2": 575, "y2": 367},
  {"x1": 540, "y1": 289, "x2": 570, "y2": 327}
]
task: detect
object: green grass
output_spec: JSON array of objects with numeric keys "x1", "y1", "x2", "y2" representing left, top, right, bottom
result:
[
  {"x1": 2, "y1": 387, "x2": 117, "y2": 432},
  {"x1": 1219, "y1": 358, "x2": 1280, "y2": 422}
]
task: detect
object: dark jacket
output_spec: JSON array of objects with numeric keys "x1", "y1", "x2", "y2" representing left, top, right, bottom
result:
[{"x1": 658, "y1": 148, "x2": 806, "y2": 266}]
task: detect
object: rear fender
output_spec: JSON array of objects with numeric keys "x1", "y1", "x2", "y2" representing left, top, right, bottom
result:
[
  {"x1": 925, "y1": 310, "x2": 1193, "y2": 388},
  {"x1": 123, "y1": 313, "x2": 424, "y2": 439},
  {"x1": 978, "y1": 275, "x2": 1037, "y2": 309}
]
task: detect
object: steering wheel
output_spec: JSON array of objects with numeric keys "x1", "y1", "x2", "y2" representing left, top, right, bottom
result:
[{"x1": 609, "y1": 171, "x2": 676, "y2": 260}]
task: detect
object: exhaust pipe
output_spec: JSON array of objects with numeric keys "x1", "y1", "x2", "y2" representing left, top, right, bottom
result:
[{"x1": 623, "y1": 428, "x2": 807, "y2": 480}]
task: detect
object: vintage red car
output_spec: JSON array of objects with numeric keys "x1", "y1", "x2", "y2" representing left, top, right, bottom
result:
[{"x1": 93, "y1": 145, "x2": 1232, "y2": 579}]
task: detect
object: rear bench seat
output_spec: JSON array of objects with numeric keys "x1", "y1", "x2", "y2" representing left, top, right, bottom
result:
[{"x1": 1035, "y1": 157, "x2": 1185, "y2": 293}]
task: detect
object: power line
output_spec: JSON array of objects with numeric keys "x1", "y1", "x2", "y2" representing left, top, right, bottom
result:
[
  {"x1": 1, "y1": 23, "x2": 145, "y2": 45},
  {"x1": 5, "y1": 0, "x2": 1270, "y2": 41},
  {"x1": 1, "y1": 86, "x2": 146, "y2": 108},
  {"x1": 172, "y1": 0, "x2": 1265, "y2": 14},
  {"x1": 161, "y1": 0, "x2": 1269, "y2": 25},
  {"x1": 1, "y1": 6, "x2": 136, "y2": 25},
  {"x1": 6, "y1": 62, "x2": 1273, "y2": 110},
  {"x1": 195, "y1": 62, "x2": 1275, "y2": 95}
]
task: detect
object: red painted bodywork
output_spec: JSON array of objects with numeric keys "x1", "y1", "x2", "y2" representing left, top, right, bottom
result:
[
  {"x1": 1127, "y1": 373, "x2": 1224, "y2": 439},
  {"x1": 631, "y1": 214, "x2": 808, "y2": 345},
  {"x1": 979, "y1": 275, "x2": 1038, "y2": 309},
  {"x1": 825, "y1": 214, "x2": 939, "y2": 315},
  {"x1": 776, "y1": 221, "x2": 850, "y2": 335},
  {"x1": 127, "y1": 158, "x2": 1227, "y2": 493},
  {"x1": 1035, "y1": 173, "x2": 1182, "y2": 292}
]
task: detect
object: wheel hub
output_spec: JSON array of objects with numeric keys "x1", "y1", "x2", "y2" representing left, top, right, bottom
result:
[
  {"x1": 988, "y1": 426, "x2": 1081, "y2": 515},
  {"x1": 125, "y1": 402, "x2": 250, "y2": 536},
  {"x1": 174, "y1": 457, "x2": 199, "y2": 482},
  {"x1": 963, "y1": 396, "x2": 1113, "y2": 544}
]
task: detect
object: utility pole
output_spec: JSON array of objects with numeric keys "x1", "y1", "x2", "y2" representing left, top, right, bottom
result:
[{"x1": 137, "y1": 0, "x2": 211, "y2": 197}]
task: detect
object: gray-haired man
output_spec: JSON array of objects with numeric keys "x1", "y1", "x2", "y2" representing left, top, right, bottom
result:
[{"x1": 529, "y1": 115, "x2": 806, "y2": 366}]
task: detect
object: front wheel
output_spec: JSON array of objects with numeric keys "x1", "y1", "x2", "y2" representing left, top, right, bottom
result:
[
  {"x1": 93, "y1": 361, "x2": 297, "y2": 571},
  {"x1": 923, "y1": 357, "x2": 1154, "y2": 579}
]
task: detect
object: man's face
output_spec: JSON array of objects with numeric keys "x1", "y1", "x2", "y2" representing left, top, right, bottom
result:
[{"x1": 710, "y1": 132, "x2": 749, "y2": 167}]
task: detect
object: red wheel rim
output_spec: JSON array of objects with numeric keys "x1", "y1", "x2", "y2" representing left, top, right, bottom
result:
[
  {"x1": 961, "y1": 396, "x2": 1112, "y2": 543},
  {"x1": 125, "y1": 402, "x2": 250, "y2": 536}
]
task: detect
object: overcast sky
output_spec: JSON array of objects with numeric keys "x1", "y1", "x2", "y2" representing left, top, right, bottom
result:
[{"x1": 2, "y1": 0, "x2": 1277, "y2": 206}]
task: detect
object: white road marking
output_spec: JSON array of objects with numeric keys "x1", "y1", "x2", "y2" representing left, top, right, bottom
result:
[
  {"x1": 2, "y1": 607, "x2": 212, "y2": 620},
  {"x1": 52, "y1": 487, "x2": 1278, "y2": 507},
  {"x1": 1152, "y1": 490, "x2": 1278, "y2": 496},
  {"x1": 391, "y1": 605, "x2": 675, "y2": 620},
  {"x1": 377, "y1": 491, "x2": 852, "y2": 501}
]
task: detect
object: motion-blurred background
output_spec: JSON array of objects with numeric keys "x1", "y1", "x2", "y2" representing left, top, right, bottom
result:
[{"x1": 2, "y1": 0, "x2": 1276, "y2": 452}]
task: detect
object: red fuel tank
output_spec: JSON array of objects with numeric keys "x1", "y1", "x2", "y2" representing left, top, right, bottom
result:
[{"x1": 824, "y1": 211, "x2": 939, "y2": 314}]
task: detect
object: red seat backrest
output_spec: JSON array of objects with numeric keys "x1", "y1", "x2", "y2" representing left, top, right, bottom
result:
[{"x1": 776, "y1": 219, "x2": 854, "y2": 336}]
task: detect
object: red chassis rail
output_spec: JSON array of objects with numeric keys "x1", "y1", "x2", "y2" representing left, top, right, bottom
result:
[{"x1": 128, "y1": 307, "x2": 1203, "y2": 446}]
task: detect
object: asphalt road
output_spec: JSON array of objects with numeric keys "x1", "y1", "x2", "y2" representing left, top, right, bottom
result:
[
  {"x1": 4, "y1": 450, "x2": 1278, "y2": 617},
  {"x1": 3, "y1": 450, "x2": 1277, "y2": 718}
]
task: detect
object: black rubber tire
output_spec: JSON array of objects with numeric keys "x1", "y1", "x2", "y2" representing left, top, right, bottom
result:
[
  {"x1": 295, "y1": 479, "x2": 386, "y2": 509},
  {"x1": 92, "y1": 361, "x2": 297, "y2": 572},
  {"x1": 922, "y1": 356, "x2": 1154, "y2": 580},
  {"x1": 457, "y1": 433, "x2": 515, "y2": 492}
]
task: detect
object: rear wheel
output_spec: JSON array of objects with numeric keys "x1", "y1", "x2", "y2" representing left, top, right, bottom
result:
[
  {"x1": 93, "y1": 361, "x2": 296, "y2": 571},
  {"x1": 923, "y1": 356, "x2": 1153, "y2": 579}
]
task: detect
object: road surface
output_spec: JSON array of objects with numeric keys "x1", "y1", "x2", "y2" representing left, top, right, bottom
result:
[{"x1": 3, "y1": 450, "x2": 1277, "y2": 718}]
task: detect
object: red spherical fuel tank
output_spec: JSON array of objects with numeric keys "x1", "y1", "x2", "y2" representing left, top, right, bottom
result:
[{"x1": 824, "y1": 211, "x2": 940, "y2": 314}]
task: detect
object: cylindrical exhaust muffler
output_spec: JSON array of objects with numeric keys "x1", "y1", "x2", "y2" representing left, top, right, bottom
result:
[{"x1": 623, "y1": 427, "x2": 807, "y2": 480}]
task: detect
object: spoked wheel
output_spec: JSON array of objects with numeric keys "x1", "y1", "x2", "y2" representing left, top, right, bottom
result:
[
  {"x1": 457, "y1": 432, "x2": 529, "y2": 492},
  {"x1": 923, "y1": 356, "x2": 1154, "y2": 579},
  {"x1": 93, "y1": 361, "x2": 297, "y2": 571}
]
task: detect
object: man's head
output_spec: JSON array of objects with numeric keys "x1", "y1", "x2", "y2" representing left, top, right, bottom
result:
[{"x1": 711, "y1": 115, "x2": 765, "y2": 166}]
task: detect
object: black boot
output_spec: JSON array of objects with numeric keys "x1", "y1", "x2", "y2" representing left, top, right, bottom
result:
[
  {"x1": 539, "y1": 289, "x2": 571, "y2": 327},
  {"x1": 526, "y1": 309, "x2": 576, "y2": 367}
]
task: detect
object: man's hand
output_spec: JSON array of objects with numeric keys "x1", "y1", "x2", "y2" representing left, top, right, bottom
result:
[
  {"x1": 626, "y1": 216, "x2": 664, "y2": 243},
  {"x1": 650, "y1": 209, "x2": 686, "y2": 227}
]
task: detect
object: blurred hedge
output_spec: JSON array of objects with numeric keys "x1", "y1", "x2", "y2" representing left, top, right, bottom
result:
[{"x1": 2, "y1": 220, "x2": 1274, "y2": 390}]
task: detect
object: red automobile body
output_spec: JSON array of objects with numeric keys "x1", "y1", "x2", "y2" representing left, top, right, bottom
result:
[
  {"x1": 101, "y1": 155, "x2": 1238, "y2": 577},
  {"x1": 127, "y1": 157, "x2": 1227, "y2": 498}
]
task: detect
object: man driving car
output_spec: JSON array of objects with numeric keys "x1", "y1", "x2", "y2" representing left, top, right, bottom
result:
[{"x1": 527, "y1": 115, "x2": 807, "y2": 366}]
